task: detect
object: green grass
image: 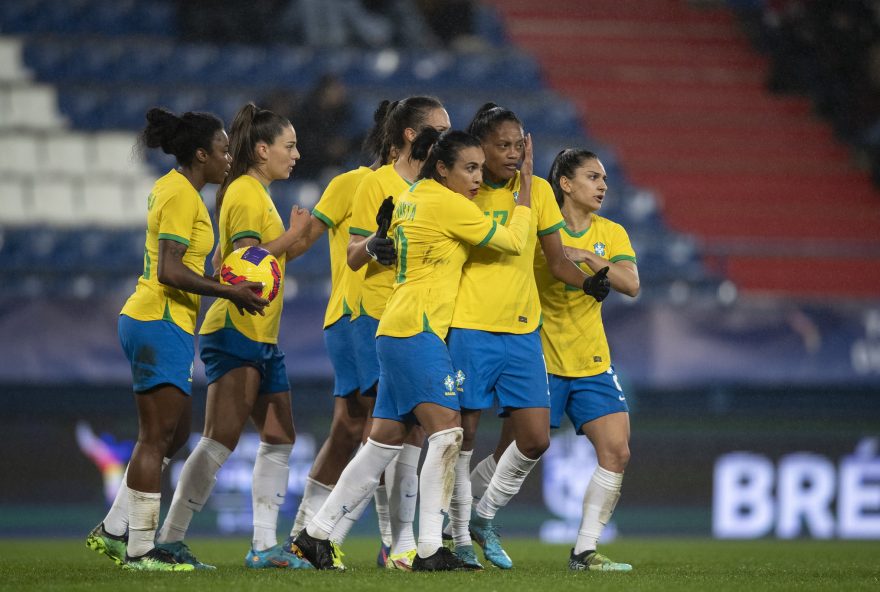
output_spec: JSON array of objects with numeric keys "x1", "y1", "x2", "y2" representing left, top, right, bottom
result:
[{"x1": 1, "y1": 537, "x2": 878, "y2": 592}]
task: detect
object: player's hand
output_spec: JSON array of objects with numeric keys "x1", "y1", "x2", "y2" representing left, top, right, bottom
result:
[
  {"x1": 520, "y1": 133, "x2": 533, "y2": 179},
  {"x1": 582, "y1": 266, "x2": 611, "y2": 302},
  {"x1": 289, "y1": 205, "x2": 310, "y2": 237},
  {"x1": 375, "y1": 196, "x2": 394, "y2": 238},
  {"x1": 563, "y1": 245, "x2": 590, "y2": 263},
  {"x1": 227, "y1": 281, "x2": 270, "y2": 316},
  {"x1": 366, "y1": 235, "x2": 396, "y2": 266}
]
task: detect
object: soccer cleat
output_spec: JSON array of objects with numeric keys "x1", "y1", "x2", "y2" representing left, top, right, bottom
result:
[
  {"x1": 469, "y1": 516, "x2": 512, "y2": 569},
  {"x1": 288, "y1": 532, "x2": 344, "y2": 571},
  {"x1": 376, "y1": 543, "x2": 391, "y2": 568},
  {"x1": 155, "y1": 540, "x2": 215, "y2": 570},
  {"x1": 123, "y1": 547, "x2": 195, "y2": 571},
  {"x1": 454, "y1": 545, "x2": 484, "y2": 570},
  {"x1": 568, "y1": 549, "x2": 633, "y2": 572},
  {"x1": 412, "y1": 546, "x2": 468, "y2": 572},
  {"x1": 85, "y1": 522, "x2": 127, "y2": 566},
  {"x1": 385, "y1": 548, "x2": 417, "y2": 571},
  {"x1": 245, "y1": 543, "x2": 314, "y2": 569}
]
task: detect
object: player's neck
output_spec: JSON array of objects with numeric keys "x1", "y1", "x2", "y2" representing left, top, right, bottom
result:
[
  {"x1": 177, "y1": 166, "x2": 205, "y2": 192},
  {"x1": 562, "y1": 202, "x2": 593, "y2": 234},
  {"x1": 247, "y1": 167, "x2": 272, "y2": 189},
  {"x1": 393, "y1": 154, "x2": 419, "y2": 184}
]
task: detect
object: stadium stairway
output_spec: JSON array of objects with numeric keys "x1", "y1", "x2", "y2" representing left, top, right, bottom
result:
[{"x1": 487, "y1": 0, "x2": 880, "y2": 298}]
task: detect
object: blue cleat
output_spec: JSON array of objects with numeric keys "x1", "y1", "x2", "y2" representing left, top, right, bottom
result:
[
  {"x1": 246, "y1": 543, "x2": 314, "y2": 569},
  {"x1": 454, "y1": 544, "x2": 484, "y2": 570},
  {"x1": 155, "y1": 540, "x2": 215, "y2": 570},
  {"x1": 469, "y1": 515, "x2": 512, "y2": 569},
  {"x1": 376, "y1": 543, "x2": 391, "y2": 568}
]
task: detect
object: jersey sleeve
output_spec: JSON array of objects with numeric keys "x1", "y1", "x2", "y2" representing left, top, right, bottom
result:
[
  {"x1": 349, "y1": 174, "x2": 383, "y2": 237},
  {"x1": 533, "y1": 177, "x2": 565, "y2": 237},
  {"x1": 445, "y1": 196, "x2": 532, "y2": 255},
  {"x1": 312, "y1": 174, "x2": 349, "y2": 229},
  {"x1": 608, "y1": 222, "x2": 637, "y2": 264},
  {"x1": 223, "y1": 187, "x2": 264, "y2": 246},
  {"x1": 157, "y1": 190, "x2": 199, "y2": 246}
]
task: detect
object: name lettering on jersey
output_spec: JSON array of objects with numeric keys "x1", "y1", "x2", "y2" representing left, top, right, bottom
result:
[
  {"x1": 146, "y1": 192, "x2": 155, "y2": 211},
  {"x1": 593, "y1": 242, "x2": 606, "y2": 257},
  {"x1": 394, "y1": 200, "x2": 417, "y2": 222}
]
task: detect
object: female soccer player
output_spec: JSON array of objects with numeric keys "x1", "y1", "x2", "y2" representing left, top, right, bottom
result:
[
  {"x1": 86, "y1": 107, "x2": 268, "y2": 571},
  {"x1": 536, "y1": 149, "x2": 638, "y2": 572},
  {"x1": 344, "y1": 96, "x2": 450, "y2": 570},
  {"x1": 154, "y1": 103, "x2": 312, "y2": 570},
  {"x1": 292, "y1": 128, "x2": 534, "y2": 571},
  {"x1": 444, "y1": 104, "x2": 610, "y2": 569},
  {"x1": 283, "y1": 100, "x2": 398, "y2": 558}
]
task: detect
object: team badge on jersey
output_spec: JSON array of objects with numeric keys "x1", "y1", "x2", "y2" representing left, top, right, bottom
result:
[
  {"x1": 455, "y1": 370, "x2": 466, "y2": 392},
  {"x1": 593, "y1": 242, "x2": 606, "y2": 257},
  {"x1": 444, "y1": 375, "x2": 455, "y2": 396}
]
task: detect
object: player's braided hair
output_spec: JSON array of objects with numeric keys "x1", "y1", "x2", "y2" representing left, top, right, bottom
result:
[
  {"x1": 141, "y1": 107, "x2": 223, "y2": 168},
  {"x1": 548, "y1": 148, "x2": 600, "y2": 207},
  {"x1": 216, "y1": 102, "x2": 290, "y2": 218},
  {"x1": 412, "y1": 128, "x2": 481, "y2": 184}
]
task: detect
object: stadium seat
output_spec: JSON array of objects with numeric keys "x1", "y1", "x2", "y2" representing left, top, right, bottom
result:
[
  {"x1": 90, "y1": 132, "x2": 149, "y2": 176},
  {"x1": 80, "y1": 177, "x2": 129, "y2": 226},
  {"x1": 0, "y1": 132, "x2": 41, "y2": 175},
  {"x1": 45, "y1": 132, "x2": 91, "y2": 176},
  {"x1": 31, "y1": 177, "x2": 79, "y2": 226},
  {"x1": 7, "y1": 84, "x2": 65, "y2": 129},
  {"x1": 0, "y1": 177, "x2": 30, "y2": 225}
]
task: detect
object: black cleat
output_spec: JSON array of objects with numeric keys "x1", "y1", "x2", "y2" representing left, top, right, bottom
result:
[
  {"x1": 412, "y1": 546, "x2": 468, "y2": 572},
  {"x1": 290, "y1": 530, "x2": 339, "y2": 570}
]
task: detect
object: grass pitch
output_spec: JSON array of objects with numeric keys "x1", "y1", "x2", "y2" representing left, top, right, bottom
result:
[{"x1": 1, "y1": 537, "x2": 878, "y2": 592}]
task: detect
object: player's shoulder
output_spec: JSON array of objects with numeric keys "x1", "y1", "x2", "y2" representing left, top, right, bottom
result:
[
  {"x1": 593, "y1": 213, "x2": 629, "y2": 234},
  {"x1": 153, "y1": 169, "x2": 198, "y2": 204}
]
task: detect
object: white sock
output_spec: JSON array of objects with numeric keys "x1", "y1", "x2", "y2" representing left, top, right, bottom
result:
[
  {"x1": 450, "y1": 449, "x2": 473, "y2": 547},
  {"x1": 416, "y1": 428, "x2": 462, "y2": 558},
  {"x1": 252, "y1": 442, "x2": 292, "y2": 551},
  {"x1": 575, "y1": 466, "x2": 624, "y2": 554},
  {"x1": 291, "y1": 478, "x2": 333, "y2": 537},
  {"x1": 126, "y1": 488, "x2": 161, "y2": 557},
  {"x1": 474, "y1": 442, "x2": 539, "y2": 520},
  {"x1": 470, "y1": 453, "x2": 497, "y2": 501},
  {"x1": 306, "y1": 439, "x2": 401, "y2": 540},
  {"x1": 387, "y1": 443, "x2": 420, "y2": 555},
  {"x1": 329, "y1": 489, "x2": 373, "y2": 544},
  {"x1": 157, "y1": 438, "x2": 231, "y2": 544},
  {"x1": 374, "y1": 485, "x2": 392, "y2": 547},
  {"x1": 104, "y1": 457, "x2": 169, "y2": 537}
]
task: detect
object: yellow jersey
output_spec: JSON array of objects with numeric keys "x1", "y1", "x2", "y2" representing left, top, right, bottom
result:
[
  {"x1": 348, "y1": 163, "x2": 412, "y2": 320},
  {"x1": 377, "y1": 178, "x2": 532, "y2": 341},
  {"x1": 312, "y1": 166, "x2": 370, "y2": 328},
  {"x1": 534, "y1": 214, "x2": 636, "y2": 377},
  {"x1": 450, "y1": 173, "x2": 564, "y2": 334},
  {"x1": 120, "y1": 169, "x2": 214, "y2": 334},
  {"x1": 199, "y1": 175, "x2": 287, "y2": 344}
]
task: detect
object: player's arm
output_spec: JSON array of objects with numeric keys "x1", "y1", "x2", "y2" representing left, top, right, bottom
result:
[
  {"x1": 347, "y1": 196, "x2": 396, "y2": 268},
  {"x1": 478, "y1": 205, "x2": 532, "y2": 254},
  {"x1": 157, "y1": 239, "x2": 268, "y2": 314},
  {"x1": 539, "y1": 230, "x2": 589, "y2": 289},
  {"x1": 564, "y1": 245, "x2": 640, "y2": 297},
  {"x1": 252, "y1": 205, "x2": 311, "y2": 260},
  {"x1": 285, "y1": 214, "x2": 329, "y2": 261}
]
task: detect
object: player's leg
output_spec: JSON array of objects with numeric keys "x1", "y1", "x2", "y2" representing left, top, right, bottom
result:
[
  {"x1": 124, "y1": 384, "x2": 194, "y2": 571},
  {"x1": 292, "y1": 417, "x2": 406, "y2": 569},
  {"x1": 384, "y1": 424, "x2": 422, "y2": 569}
]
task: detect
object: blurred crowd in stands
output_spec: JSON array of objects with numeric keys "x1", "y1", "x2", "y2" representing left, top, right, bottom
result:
[{"x1": 733, "y1": 0, "x2": 880, "y2": 187}]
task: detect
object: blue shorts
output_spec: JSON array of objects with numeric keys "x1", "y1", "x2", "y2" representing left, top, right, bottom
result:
[
  {"x1": 351, "y1": 314, "x2": 380, "y2": 395},
  {"x1": 199, "y1": 328, "x2": 290, "y2": 395},
  {"x1": 549, "y1": 368, "x2": 629, "y2": 434},
  {"x1": 324, "y1": 316, "x2": 360, "y2": 398},
  {"x1": 373, "y1": 333, "x2": 461, "y2": 424},
  {"x1": 118, "y1": 315, "x2": 194, "y2": 395},
  {"x1": 446, "y1": 328, "x2": 550, "y2": 414}
]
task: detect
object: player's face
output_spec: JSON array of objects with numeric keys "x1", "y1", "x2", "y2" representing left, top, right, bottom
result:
[
  {"x1": 265, "y1": 124, "x2": 300, "y2": 180},
  {"x1": 564, "y1": 158, "x2": 607, "y2": 213},
  {"x1": 421, "y1": 107, "x2": 451, "y2": 136},
  {"x1": 440, "y1": 146, "x2": 484, "y2": 199},
  {"x1": 204, "y1": 130, "x2": 231, "y2": 185},
  {"x1": 480, "y1": 120, "x2": 524, "y2": 185}
]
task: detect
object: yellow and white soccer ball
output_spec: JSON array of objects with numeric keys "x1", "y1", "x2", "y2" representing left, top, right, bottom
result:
[{"x1": 219, "y1": 246, "x2": 282, "y2": 303}]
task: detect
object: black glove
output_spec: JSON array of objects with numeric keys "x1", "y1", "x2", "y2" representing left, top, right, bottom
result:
[
  {"x1": 366, "y1": 235, "x2": 396, "y2": 266},
  {"x1": 376, "y1": 196, "x2": 395, "y2": 238},
  {"x1": 582, "y1": 266, "x2": 611, "y2": 302}
]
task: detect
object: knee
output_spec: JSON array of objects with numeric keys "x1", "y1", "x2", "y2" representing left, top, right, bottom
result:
[
  {"x1": 330, "y1": 415, "x2": 364, "y2": 449},
  {"x1": 262, "y1": 430, "x2": 295, "y2": 447},
  {"x1": 517, "y1": 435, "x2": 549, "y2": 460},
  {"x1": 599, "y1": 442, "x2": 630, "y2": 473}
]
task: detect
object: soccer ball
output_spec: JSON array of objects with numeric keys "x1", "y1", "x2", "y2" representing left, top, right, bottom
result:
[{"x1": 219, "y1": 246, "x2": 282, "y2": 302}]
